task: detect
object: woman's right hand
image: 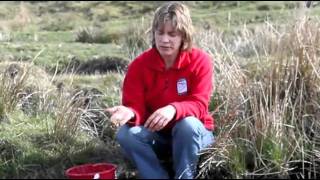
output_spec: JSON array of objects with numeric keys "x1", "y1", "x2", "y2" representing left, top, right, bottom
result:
[{"x1": 105, "y1": 105, "x2": 135, "y2": 126}]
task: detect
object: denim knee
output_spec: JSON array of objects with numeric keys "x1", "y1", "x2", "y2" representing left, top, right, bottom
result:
[
  {"x1": 116, "y1": 125, "x2": 153, "y2": 147},
  {"x1": 172, "y1": 116, "x2": 204, "y2": 138},
  {"x1": 116, "y1": 125, "x2": 129, "y2": 146}
]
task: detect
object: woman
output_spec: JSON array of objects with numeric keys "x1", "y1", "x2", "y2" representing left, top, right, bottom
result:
[{"x1": 106, "y1": 2, "x2": 214, "y2": 179}]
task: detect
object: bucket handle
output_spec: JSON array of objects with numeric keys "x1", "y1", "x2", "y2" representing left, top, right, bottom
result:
[{"x1": 93, "y1": 173, "x2": 100, "y2": 179}]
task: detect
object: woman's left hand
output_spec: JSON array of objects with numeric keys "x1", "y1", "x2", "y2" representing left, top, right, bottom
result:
[{"x1": 144, "y1": 105, "x2": 176, "y2": 132}]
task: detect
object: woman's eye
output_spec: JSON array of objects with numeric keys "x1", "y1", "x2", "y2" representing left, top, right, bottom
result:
[
  {"x1": 156, "y1": 31, "x2": 164, "y2": 35},
  {"x1": 169, "y1": 33, "x2": 177, "y2": 37}
]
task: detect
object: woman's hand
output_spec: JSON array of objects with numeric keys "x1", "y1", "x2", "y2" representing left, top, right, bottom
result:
[
  {"x1": 105, "y1": 105, "x2": 135, "y2": 126},
  {"x1": 144, "y1": 105, "x2": 176, "y2": 132}
]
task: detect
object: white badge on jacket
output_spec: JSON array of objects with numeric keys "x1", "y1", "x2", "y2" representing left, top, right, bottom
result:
[{"x1": 177, "y1": 78, "x2": 188, "y2": 95}]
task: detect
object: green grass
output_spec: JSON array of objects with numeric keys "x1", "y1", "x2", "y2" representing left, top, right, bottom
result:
[
  {"x1": 0, "y1": 41, "x2": 124, "y2": 72},
  {"x1": 191, "y1": 2, "x2": 303, "y2": 31},
  {"x1": 1, "y1": 1, "x2": 320, "y2": 179},
  {"x1": 55, "y1": 73, "x2": 123, "y2": 109},
  {"x1": 1, "y1": 1, "x2": 317, "y2": 72},
  {"x1": 0, "y1": 110, "x2": 122, "y2": 179}
]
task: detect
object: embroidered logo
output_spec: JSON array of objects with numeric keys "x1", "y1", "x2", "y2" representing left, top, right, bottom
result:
[{"x1": 177, "y1": 78, "x2": 188, "y2": 95}]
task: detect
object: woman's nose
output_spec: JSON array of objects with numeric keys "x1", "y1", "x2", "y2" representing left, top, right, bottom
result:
[{"x1": 160, "y1": 34, "x2": 170, "y2": 43}]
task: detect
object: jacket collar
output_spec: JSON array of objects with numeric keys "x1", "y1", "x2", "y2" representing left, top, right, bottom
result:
[{"x1": 147, "y1": 47, "x2": 191, "y2": 71}]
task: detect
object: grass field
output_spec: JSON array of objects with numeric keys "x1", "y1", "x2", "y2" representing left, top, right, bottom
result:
[{"x1": 1, "y1": 1, "x2": 320, "y2": 179}]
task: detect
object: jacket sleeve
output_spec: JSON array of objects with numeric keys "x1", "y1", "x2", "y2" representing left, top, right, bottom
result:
[
  {"x1": 170, "y1": 53, "x2": 213, "y2": 121},
  {"x1": 122, "y1": 60, "x2": 146, "y2": 126}
]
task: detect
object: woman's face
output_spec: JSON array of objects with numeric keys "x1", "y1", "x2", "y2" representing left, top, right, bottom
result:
[{"x1": 155, "y1": 20, "x2": 183, "y2": 60}]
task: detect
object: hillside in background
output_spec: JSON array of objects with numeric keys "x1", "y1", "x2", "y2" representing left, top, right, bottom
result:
[{"x1": 0, "y1": 1, "x2": 318, "y2": 73}]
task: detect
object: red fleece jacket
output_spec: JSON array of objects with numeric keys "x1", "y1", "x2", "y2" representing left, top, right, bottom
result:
[{"x1": 122, "y1": 47, "x2": 214, "y2": 131}]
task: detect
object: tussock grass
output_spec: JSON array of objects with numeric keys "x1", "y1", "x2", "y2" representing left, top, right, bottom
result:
[
  {"x1": 0, "y1": 49, "x2": 47, "y2": 115},
  {"x1": 197, "y1": 16, "x2": 320, "y2": 179},
  {"x1": 120, "y1": 16, "x2": 152, "y2": 60},
  {"x1": 2, "y1": 1, "x2": 320, "y2": 179},
  {"x1": 0, "y1": 2, "x2": 33, "y2": 32},
  {"x1": 0, "y1": 60, "x2": 127, "y2": 178},
  {"x1": 74, "y1": 26, "x2": 120, "y2": 44}
]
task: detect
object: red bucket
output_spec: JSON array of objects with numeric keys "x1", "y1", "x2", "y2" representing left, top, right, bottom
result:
[{"x1": 65, "y1": 163, "x2": 117, "y2": 179}]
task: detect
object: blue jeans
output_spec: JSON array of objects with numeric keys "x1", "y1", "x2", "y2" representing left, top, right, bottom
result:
[{"x1": 116, "y1": 116, "x2": 215, "y2": 179}]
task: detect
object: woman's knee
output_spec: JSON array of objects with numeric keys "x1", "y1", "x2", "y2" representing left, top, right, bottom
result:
[
  {"x1": 116, "y1": 125, "x2": 130, "y2": 145},
  {"x1": 173, "y1": 116, "x2": 203, "y2": 137},
  {"x1": 116, "y1": 125, "x2": 153, "y2": 145}
]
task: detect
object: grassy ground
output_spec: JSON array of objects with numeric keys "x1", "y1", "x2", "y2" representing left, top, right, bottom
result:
[
  {"x1": 0, "y1": 2, "x2": 317, "y2": 70},
  {"x1": 1, "y1": 1, "x2": 320, "y2": 179}
]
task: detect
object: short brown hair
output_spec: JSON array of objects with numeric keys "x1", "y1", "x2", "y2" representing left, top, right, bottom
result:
[{"x1": 151, "y1": 2, "x2": 194, "y2": 51}]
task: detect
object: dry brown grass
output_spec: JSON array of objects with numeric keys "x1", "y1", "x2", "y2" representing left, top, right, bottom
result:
[
  {"x1": 0, "y1": 2, "x2": 33, "y2": 31},
  {"x1": 196, "y1": 15, "x2": 320, "y2": 179}
]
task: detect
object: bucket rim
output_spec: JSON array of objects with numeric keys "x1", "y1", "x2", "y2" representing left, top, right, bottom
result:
[{"x1": 65, "y1": 162, "x2": 117, "y2": 177}]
